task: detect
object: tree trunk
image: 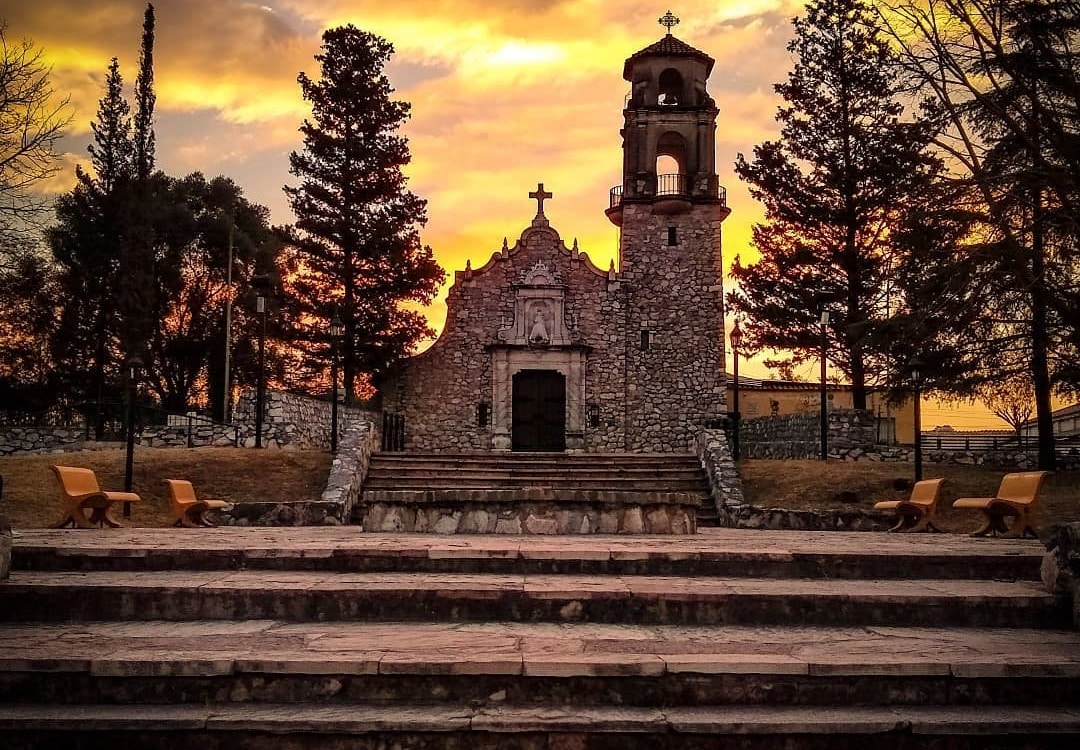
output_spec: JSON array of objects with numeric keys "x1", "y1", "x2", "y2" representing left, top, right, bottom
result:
[{"x1": 1030, "y1": 197, "x2": 1056, "y2": 470}]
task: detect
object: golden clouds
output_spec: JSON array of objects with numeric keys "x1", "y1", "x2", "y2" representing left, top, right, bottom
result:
[{"x1": 10, "y1": 0, "x2": 806, "y2": 363}]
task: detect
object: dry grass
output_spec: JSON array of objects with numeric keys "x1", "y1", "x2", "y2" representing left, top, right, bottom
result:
[
  {"x1": 739, "y1": 459, "x2": 1080, "y2": 533},
  {"x1": 2, "y1": 449, "x2": 1075, "y2": 535},
  {"x1": 0, "y1": 447, "x2": 332, "y2": 529}
]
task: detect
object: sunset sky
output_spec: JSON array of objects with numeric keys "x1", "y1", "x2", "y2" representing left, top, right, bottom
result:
[{"x1": 3, "y1": 0, "x2": 1009, "y2": 429}]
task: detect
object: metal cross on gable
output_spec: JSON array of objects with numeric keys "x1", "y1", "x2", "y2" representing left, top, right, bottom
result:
[
  {"x1": 529, "y1": 183, "x2": 553, "y2": 215},
  {"x1": 659, "y1": 10, "x2": 680, "y2": 34}
]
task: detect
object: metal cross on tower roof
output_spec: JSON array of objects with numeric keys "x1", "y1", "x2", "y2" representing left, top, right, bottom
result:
[
  {"x1": 529, "y1": 183, "x2": 553, "y2": 216},
  {"x1": 659, "y1": 10, "x2": 680, "y2": 35}
]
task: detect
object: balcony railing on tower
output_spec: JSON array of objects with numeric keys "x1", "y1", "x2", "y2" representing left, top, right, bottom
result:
[{"x1": 608, "y1": 173, "x2": 726, "y2": 208}]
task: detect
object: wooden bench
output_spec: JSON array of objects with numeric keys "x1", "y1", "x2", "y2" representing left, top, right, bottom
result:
[
  {"x1": 952, "y1": 471, "x2": 1050, "y2": 539},
  {"x1": 50, "y1": 466, "x2": 141, "y2": 529},
  {"x1": 164, "y1": 479, "x2": 229, "y2": 528},
  {"x1": 873, "y1": 478, "x2": 945, "y2": 533}
]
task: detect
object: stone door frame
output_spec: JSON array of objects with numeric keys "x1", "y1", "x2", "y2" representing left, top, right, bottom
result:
[{"x1": 491, "y1": 347, "x2": 586, "y2": 451}]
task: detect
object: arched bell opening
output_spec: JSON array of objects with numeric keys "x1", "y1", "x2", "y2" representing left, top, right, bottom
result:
[
  {"x1": 655, "y1": 132, "x2": 688, "y2": 196},
  {"x1": 658, "y1": 68, "x2": 684, "y2": 107}
]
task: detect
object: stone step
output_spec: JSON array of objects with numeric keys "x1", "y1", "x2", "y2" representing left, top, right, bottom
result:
[
  {"x1": 363, "y1": 478, "x2": 708, "y2": 491},
  {"x1": 11, "y1": 528, "x2": 1046, "y2": 580},
  {"x1": 2, "y1": 621, "x2": 1078, "y2": 707},
  {"x1": 0, "y1": 570, "x2": 1066, "y2": 627},
  {"x1": 3, "y1": 702, "x2": 1080, "y2": 748},
  {"x1": 362, "y1": 473, "x2": 708, "y2": 484},
  {"x1": 371, "y1": 452, "x2": 702, "y2": 467}
]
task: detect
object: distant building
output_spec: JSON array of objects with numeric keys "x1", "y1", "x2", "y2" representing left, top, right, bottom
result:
[
  {"x1": 725, "y1": 375, "x2": 915, "y2": 444},
  {"x1": 1020, "y1": 403, "x2": 1080, "y2": 445}
]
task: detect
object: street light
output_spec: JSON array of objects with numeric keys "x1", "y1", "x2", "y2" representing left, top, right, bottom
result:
[
  {"x1": 819, "y1": 310, "x2": 830, "y2": 461},
  {"x1": 729, "y1": 320, "x2": 743, "y2": 461},
  {"x1": 123, "y1": 353, "x2": 143, "y2": 517},
  {"x1": 330, "y1": 313, "x2": 344, "y2": 453},
  {"x1": 253, "y1": 274, "x2": 271, "y2": 449},
  {"x1": 907, "y1": 355, "x2": 927, "y2": 482}
]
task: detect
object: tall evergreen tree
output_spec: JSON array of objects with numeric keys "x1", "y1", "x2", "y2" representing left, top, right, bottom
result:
[
  {"x1": 50, "y1": 57, "x2": 133, "y2": 424},
  {"x1": 282, "y1": 25, "x2": 444, "y2": 402},
  {"x1": 729, "y1": 0, "x2": 941, "y2": 409},
  {"x1": 117, "y1": 2, "x2": 157, "y2": 360},
  {"x1": 880, "y1": 0, "x2": 1080, "y2": 468}
]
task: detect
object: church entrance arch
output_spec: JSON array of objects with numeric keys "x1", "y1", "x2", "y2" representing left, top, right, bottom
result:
[{"x1": 511, "y1": 370, "x2": 566, "y2": 452}]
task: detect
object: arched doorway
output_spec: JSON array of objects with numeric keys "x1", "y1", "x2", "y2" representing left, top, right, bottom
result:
[{"x1": 512, "y1": 370, "x2": 566, "y2": 451}]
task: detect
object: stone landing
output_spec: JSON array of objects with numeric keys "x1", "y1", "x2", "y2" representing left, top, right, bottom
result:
[
  {"x1": 1, "y1": 528, "x2": 1079, "y2": 747},
  {"x1": 357, "y1": 452, "x2": 709, "y2": 534}
]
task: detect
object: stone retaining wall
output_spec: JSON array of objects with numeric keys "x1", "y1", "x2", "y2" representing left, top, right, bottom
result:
[
  {"x1": 358, "y1": 497, "x2": 697, "y2": 534},
  {"x1": 741, "y1": 409, "x2": 878, "y2": 460},
  {"x1": 0, "y1": 514, "x2": 10, "y2": 580},
  {"x1": 0, "y1": 427, "x2": 86, "y2": 456},
  {"x1": 717, "y1": 503, "x2": 894, "y2": 532},
  {"x1": 321, "y1": 420, "x2": 381, "y2": 520},
  {"x1": 696, "y1": 429, "x2": 744, "y2": 511},
  {"x1": 234, "y1": 390, "x2": 374, "y2": 450},
  {"x1": 1041, "y1": 522, "x2": 1080, "y2": 629}
]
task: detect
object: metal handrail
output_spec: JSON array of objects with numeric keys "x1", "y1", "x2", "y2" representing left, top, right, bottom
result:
[{"x1": 656, "y1": 172, "x2": 685, "y2": 196}]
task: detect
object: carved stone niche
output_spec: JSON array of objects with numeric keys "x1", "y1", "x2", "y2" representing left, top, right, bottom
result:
[{"x1": 497, "y1": 261, "x2": 579, "y2": 346}]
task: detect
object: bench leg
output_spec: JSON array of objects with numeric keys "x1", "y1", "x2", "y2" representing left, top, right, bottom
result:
[{"x1": 970, "y1": 512, "x2": 1011, "y2": 538}]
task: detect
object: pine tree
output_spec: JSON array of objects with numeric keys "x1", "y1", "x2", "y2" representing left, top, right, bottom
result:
[
  {"x1": 50, "y1": 57, "x2": 133, "y2": 427},
  {"x1": 880, "y1": 0, "x2": 1080, "y2": 468},
  {"x1": 729, "y1": 0, "x2": 941, "y2": 409},
  {"x1": 117, "y1": 2, "x2": 157, "y2": 360},
  {"x1": 283, "y1": 25, "x2": 444, "y2": 402}
]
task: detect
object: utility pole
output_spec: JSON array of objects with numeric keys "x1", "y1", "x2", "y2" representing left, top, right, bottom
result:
[{"x1": 222, "y1": 218, "x2": 233, "y2": 422}]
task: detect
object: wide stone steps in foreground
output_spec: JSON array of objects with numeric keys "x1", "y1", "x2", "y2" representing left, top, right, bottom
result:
[{"x1": 1, "y1": 528, "x2": 1078, "y2": 747}]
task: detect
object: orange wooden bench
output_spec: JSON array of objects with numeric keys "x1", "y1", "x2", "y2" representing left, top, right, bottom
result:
[
  {"x1": 952, "y1": 471, "x2": 1050, "y2": 539},
  {"x1": 164, "y1": 479, "x2": 229, "y2": 528},
  {"x1": 50, "y1": 466, "x2": 140, "y2": 528},
  {"x1": 873, "y1": 478, "x2": 945, "y2": 533}
]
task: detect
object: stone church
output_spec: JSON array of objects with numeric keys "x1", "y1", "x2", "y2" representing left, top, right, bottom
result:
[{"x1": 383, "y1": 25, "x2": 731, "y2": 453}]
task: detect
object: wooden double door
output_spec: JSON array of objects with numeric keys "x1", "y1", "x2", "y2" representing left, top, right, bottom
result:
[{"x1": 511, "y1": 370, "x2": 566, "y2": 452}]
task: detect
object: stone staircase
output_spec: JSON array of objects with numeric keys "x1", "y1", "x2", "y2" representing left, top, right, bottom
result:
[
  {"x1": 1, "y1": 528, "x2": 1079, "y2": 748},
  {"x1": 358, "y1": 452, "x2": 716, "y2": 533}
]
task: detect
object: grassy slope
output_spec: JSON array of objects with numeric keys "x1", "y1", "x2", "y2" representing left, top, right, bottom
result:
[
  {"x1": 739, "y1": 459, "x2": 1080, "y2": 532},
  {"x1": 1, "y1": 449, "x2": 1075, "y2": 533},
  {"x1": 0, "y1": 447, "x2": 332, "y2": 528}
]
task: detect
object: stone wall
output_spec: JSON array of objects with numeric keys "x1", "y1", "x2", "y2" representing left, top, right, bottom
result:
[
  {"x1": 234, "y1": 390, "x2": 373, "y2": 450},
  {"x1": 358, "y1": 496, "x2": 698, "y2": 534},
  {"x1": 216, "y1": 413, "x2": 380, "y2": 527},
  {"x1": 1041, "y1": 522, "x2": 1080, "y2": 629},
  {"x1": 0, "y1": 427, "x2": 85, "y2": 456},
  {"x1": 741, "y1": 409, "x2": 878, "y2": 460},
  {"x1": 321, "y1": 419, "x2": 381, "y2": 520},
  {"x1": 696, "y1": 429, "x2": 744, "y2": 511},
  {"x1": 0, "y1": 513, "x2": 10, "y2": 580}
]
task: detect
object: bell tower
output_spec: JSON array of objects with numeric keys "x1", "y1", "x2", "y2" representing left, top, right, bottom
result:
[{"x1": 606, "y1": 12, "x2": 731, "y2": 451}]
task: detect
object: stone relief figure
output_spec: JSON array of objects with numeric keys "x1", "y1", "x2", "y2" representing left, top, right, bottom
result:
[{"x1": 529, "y1": 306, "x2": 550, "y2": 345}]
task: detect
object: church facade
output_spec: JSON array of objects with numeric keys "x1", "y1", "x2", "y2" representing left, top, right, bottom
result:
[{"x1": 382, "y1": 27, "x2": 731, "y2": 453}]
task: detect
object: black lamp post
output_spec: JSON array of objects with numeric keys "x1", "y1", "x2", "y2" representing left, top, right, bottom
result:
[
  {"x1": 330, "y1": 314, "x2": 344, "y2": 454},
  {"x1": 123, "y1": 353, "x2": 143, "y2": 517},
  {"x1": 907, "y1": 355, "x2": 927, "y2": 482},
  {"x1": 819, "y1": 310, "x2": 830, "y2": 461},
  {"x1": 253, "y1": 274, "x2": 271, "y2": 449},
  {"x1": 729, "y1": 320, "x2": 743, "y2": 460}
]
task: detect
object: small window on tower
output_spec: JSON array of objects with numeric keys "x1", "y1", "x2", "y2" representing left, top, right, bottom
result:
[
  {"x1": 640, "y1": 329, "x2": 652, "y2": 351},
  {"x1": 667, "y1": 226, "x2": 678, "y2": 246},
  {"x1": 587, "y1": 403, "x2": 601, "y2": 428},
  {"x1": 477, "y1": 402, "x2": 490, "y2": 427}
]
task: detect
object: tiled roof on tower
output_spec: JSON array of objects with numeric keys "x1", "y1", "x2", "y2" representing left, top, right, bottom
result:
[{"x1": 623, "y1": 35, "x2": 715, "y2": 79}]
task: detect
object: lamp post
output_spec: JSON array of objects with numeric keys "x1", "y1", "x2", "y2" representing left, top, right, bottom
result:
[
  {"x1": 729, "y1": 320, "x2": 743, "y2": 460},
  {"x1": 907, "y1": 355, "x2": 927, "y2": 482},
  {"x1": 123, "y1": 353, "x2": 143, "y2": 517},
  {"x1": 253, "y1": 274, "x2": 271, "y2": 449},
  {"x1": 330, "y1": 314, "x2": 344, "y2": 453},
  {"x1": 819, "y1": 310, "x2": 830, "y2": 461}
]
